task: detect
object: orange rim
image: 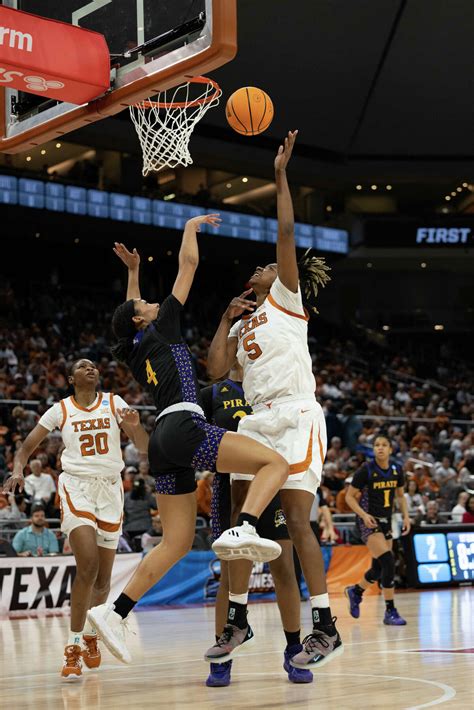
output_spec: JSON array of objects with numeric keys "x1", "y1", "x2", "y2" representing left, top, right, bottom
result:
[{"x1": 133, "y1": 76, "x2": 221, "y2": 110}]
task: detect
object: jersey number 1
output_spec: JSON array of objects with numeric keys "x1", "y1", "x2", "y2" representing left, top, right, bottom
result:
[
  {"x1": 383, "y1": 489, "x2": 391, "y2": 508},
  {"x1": 243, "y1": 333, "x2": 262, "y2": 361},
  {"x1": 146, "y1": 358, "x2": 158, "y2": 386}
]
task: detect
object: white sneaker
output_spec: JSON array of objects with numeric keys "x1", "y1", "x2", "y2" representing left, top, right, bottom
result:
[
  {"x1": 212, "y1": 521, "x2": 282, "y2": 562},
  {"x1": 87, "y1": 603, "x2": 132, "y2": 664}
]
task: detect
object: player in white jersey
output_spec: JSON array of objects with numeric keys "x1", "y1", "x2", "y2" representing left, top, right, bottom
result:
[
  {"x1": 3, "y1": 358, "x2": 149, "y2": 680},
  {"x1": 206, "y1": 131, "x2": 343, "y2": 670}
]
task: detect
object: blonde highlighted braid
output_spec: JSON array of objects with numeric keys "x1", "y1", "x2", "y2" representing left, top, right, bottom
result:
[{"x1": 298, "y1": 249, "x2": 331, "y2": 314}]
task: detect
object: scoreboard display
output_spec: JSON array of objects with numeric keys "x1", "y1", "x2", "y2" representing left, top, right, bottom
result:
[{"x1": 409, "y1": 528, "x2": 474, "y2": 586}]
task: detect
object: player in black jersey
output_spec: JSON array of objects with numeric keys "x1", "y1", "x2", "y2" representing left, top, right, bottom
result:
[
  {"x1": 201, "y1": 369, "x2": 312, "y2": 686},
  {"x1": 344, "y1": 434, "x2": 411, "y2": 626},
  {"x1": 87, "y1": 215, "x2": 289, "y2": 665}
]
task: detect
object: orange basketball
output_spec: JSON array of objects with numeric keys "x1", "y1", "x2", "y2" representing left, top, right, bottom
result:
[{"x1": 226, "y1": 87, "x2": 274, "y2": 136}]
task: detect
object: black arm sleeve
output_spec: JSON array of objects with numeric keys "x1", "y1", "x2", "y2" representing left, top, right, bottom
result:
[
  {"x1": 200, "y1": 385, "x2": 214, "y2": 422},
  {"x1": 351, "y1": 464, "x2": 369, "y2": 490},
  {"x1": 316, "y1": 487, "x2": 328, "y2": 507},
  {"x1": 153, "y1": 294, "x2": 183, "y2": 342}
]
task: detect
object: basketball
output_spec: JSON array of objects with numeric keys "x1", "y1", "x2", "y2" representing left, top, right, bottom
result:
[{"x1": 226, "y1": 86, "x2": 274, "y2": 136}]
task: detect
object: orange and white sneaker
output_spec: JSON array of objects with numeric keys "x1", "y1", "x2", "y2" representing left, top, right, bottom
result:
[
  {"x1": 82, "y1": 635, "x2": 101, "y2": 669},
  {"x1": 61, "y1": 644, "x2": 83, "y2": 680}
]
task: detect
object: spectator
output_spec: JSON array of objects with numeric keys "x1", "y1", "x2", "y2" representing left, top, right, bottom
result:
[
  {"x1": 432, "y1": 456, "x2": 457, "y2": 486},
  {"x1": 24, "y1": 459, "x2": 56, "y2": 512},
  {"x1": 196, "y1": 472, "x2": 213, "y2": 520},
  {"x1": 404, "y1": 480, "x2": 425, "y2": 519},
  {"x1": 341, "y1": 404, "x2": 362, "y2": 453},
  {"x1": 324, "y1": 403, "x2": 343, "y2": 443},
  {"x1": 335, "y1": 476, "x2": 354, "y2": 514},
  {"x1": 137, "y1": 460, "x2": 155, "y2": 493},
  {"x1": 0, "y1": 493, "x2": 22, "y2": 528},
  {"x1": 11, "y1": 406, "x2": 39, "y2": 437},
  {"x1": 12, "y1": 505, "x2": 59, "y2": 557},
  {"x1": 462, "y1": 495, "x2": 474, "y2": 524},
  {"x1": 416, "y1": 500, "x2": 443, "y2": 526},
  {"x1": 141, "y1": 515, "x2": 163, "y2": 553},
  {"x1": 451, "y1": 491, "x2": 469, "y2": 523},
  {"x1": 123, "y1": 479, "x2": 157, "y2": 541},
  {"x1": 123, "y1": 465, "x2": 137, "y2": 492}
]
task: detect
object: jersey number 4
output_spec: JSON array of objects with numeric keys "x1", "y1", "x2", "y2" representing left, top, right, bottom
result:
[
  {"x1": 146, "y1": 358, "x2": 158, "y2": 386},
  {"x1": 242, "y1": 333, "x2": 262, "y2": 361},
  {"x1": 80, "y1": 433, "x2": 109, "y2": 457}
]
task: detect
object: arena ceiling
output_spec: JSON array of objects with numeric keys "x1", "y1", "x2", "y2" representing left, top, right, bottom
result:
[{"x1": 68, "y1": 0, "x2": 473, "y2": 212}]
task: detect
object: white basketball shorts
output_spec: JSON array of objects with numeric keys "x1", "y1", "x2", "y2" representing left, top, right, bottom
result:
[
  {"x1": 58, "y1": 473, "x2": 123, "y2": 549},
  {"x1": 232, "y1": 395, "x2": 327, "y2": 494}
]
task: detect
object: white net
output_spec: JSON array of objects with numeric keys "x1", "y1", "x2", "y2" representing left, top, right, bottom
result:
[{"x1": 129, "y1": 78, "x2": 222, "y2": 176}]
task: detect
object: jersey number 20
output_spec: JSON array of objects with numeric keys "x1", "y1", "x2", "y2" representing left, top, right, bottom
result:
[
  {"x1": 243, "y1": 333, "x2": 262, "y2": 361},
  {"x1": 80, "y1": 433, "x2": 109, "y2": 457}
]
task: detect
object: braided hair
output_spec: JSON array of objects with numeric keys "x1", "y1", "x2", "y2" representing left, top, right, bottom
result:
[{"x1": 297, "y1": 249, "x2": 331, "y2": 314}]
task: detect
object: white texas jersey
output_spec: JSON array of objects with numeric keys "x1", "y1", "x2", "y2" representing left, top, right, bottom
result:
[
  {"x1": 229, "y1": 277, "x2": 315, "y2": 406},
  {"x1": 39, "y1": 392, "x2": 127, "y2": 478}
]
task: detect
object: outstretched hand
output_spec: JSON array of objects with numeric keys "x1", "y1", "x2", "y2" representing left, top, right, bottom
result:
[
  {"x1": 224, "y1": 288, "x2": 255, "y2": 320},
  {"x1": 118, "y1": 408, "x2": 140, "y2": 428},
  {"x1": 186, "y1": 213, "x2": 221, "y2": 231},
  {"x1": 274, "y1": 130, "x2": 298, "y2": 171},
  {"x1": 2, "y1": 472, "x2": 25, "y2": 494},
  {"x1": 113, "y1": 242, "x2": 140, "y2": 271}
]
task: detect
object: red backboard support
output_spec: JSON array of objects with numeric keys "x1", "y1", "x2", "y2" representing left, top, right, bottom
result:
[{"x1": 0, "y1": 0, "x2": 237, "y2": 153}]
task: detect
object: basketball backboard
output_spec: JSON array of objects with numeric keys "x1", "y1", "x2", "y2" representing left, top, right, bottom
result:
[{"x1": 0, "y1": 0, "x2": 237, "y2": 152}]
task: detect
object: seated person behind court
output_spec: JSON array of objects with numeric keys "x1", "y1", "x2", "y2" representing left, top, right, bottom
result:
[
  {"x1": 24, "y1": 459, "x2": 56, "y2": 512},
  {"x1": 12, "y1": 505, "x2": 59, "y2": 557}
]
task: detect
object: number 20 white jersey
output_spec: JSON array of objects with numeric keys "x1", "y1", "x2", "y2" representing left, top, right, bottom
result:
[
  {"x1": 38, "y1": 392, "x2": 127, "y2": 478},
  {"x1": 229, "y1": 277, "x2": 315, "y2": 406}
]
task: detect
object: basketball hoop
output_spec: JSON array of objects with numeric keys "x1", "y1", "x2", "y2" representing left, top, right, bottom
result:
[{"x1": 129, "y1": 76, "x2": 222, "y2": 176}]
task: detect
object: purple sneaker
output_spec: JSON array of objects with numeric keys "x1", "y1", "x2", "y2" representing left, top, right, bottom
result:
[
  {"x1": 383, "y1": 608, "x2": 407, "y2": 626},
  {"x1": 283, "y1": 646, "x2": 313, "y2": 683},
  {"x1": 344, "y1": 586, "x2": 362, "y2": 619},
  {"x1": 206, "y1": 660, "x2": 232, "y2": 687}
]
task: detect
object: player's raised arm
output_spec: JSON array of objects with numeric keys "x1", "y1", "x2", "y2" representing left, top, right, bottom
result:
[
  {"x1": 113, "y1": 242, "x2": 141, "y2": 299},
  {"x1": 207, "y1": 289, "x2": 254, "y2": 379},
  {"x1": 3, "y1": 424, "x2": 50, "y2": 493},
  {"x1": 172, "y1": 214, "x2": 221, "y2": 305},
  {"x1": 275, "y1": 130, "x2": 299, "y2": 293},
  {"x1": 117, "y1": 408, "x2": 149, "y2": 453}
]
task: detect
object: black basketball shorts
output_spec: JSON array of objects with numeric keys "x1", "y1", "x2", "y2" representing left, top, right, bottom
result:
[{"x1": 149, "y1": 411, "x2": 226, "y2": 495}]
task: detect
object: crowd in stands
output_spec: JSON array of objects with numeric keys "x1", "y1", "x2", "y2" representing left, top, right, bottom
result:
[{"x1": 1, "y1": 281, "x2": 473, "y2": 557}]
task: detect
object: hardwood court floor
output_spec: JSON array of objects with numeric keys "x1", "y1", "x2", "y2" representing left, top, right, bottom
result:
[{"x1": 1, "y1": 588, "x2": 472, "y2": 710}]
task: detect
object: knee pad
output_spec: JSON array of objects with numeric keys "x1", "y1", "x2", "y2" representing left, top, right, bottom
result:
[
  {"x1": 364, "y1": 556, "x2": 382, "y2": 584},
  {"x1": 378, "y1": 550, "x2": 395, "y2": 589}
]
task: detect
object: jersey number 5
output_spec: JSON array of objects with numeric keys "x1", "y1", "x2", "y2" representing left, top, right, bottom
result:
[
  {"x1": 80, "y1": 433, "x2": 109, "y2": 457},
  {"x1": 242, "y1": 333, "x2": 262, "y2": 361},
  {"x1": 146, "y1": 358, "x2": 158, "y2": 386}
]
